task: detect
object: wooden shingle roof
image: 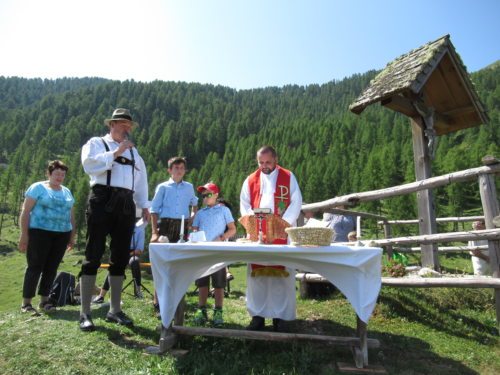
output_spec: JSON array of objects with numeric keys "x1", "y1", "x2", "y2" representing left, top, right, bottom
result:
[{"x1": 350, "y1": 35, "x2": 489, "y2": 135}]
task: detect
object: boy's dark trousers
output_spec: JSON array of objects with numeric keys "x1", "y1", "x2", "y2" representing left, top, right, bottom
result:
[{"x1": 158, "y1": 218, "x2": 188, "y2": 242}]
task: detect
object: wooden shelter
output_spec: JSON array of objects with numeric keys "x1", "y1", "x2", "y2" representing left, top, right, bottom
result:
[
  {"x1": 349, "y1": 34, "x2": 489, "y2": 269},
  {"x1": 349, "y1": 34, "x2": 488, "y2": 134}
]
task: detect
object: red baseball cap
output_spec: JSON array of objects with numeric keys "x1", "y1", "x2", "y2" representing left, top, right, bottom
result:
[{"x1": 197, "y1": 182, "x2": 220, "y2": 194}]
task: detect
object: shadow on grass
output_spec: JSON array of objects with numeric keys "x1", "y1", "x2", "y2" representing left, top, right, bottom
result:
[
  {"x1": 47, "y1": 306, "x2": 159, "y2": 350},
  {"x1": 0, "y1": 242, "x2": 16, "y2": 255},
  {"x1": 170, "y1": 318, "x2": 479, "y2": 375},
  {"x1": 378, "y1": 289, "x2": 498, "y2": 341}
]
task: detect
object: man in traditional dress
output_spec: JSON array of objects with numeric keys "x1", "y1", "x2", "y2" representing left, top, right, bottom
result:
[
  {"x1": 79, "y1": 108, "x2": 150, "y2": 331},
  {"x1": 240, "y1": 145, "x2": 302, "y2": 332}
]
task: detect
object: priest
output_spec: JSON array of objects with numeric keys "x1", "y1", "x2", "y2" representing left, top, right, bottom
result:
[{"x1": 240, "y1": 145, "x2": 302, "y2": 332}]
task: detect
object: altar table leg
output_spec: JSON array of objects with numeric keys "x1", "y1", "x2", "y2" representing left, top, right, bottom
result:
[
  {"x1": 158, "y1": 325, "x2": 176, "y2": 352},
  {"x1": 352, "y1": 316, "x2": 368, "y2": 368},
  {"x1": 146, "y1": 296, "x2": 186, "y2": 354},
  {"x1": 174, "y1": 295, "x2": 186, "y2": 326}
]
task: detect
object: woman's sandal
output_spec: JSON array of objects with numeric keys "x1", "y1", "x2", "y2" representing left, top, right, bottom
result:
[{"x1": 39, "y1": 301, "x2": 57, "y2": 313}]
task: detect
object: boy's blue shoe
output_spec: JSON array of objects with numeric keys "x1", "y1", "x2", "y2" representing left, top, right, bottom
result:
[
  {"x1": 194, "y1": 307, "x2": 208, "y2": 325},
  {"x1": 213, "y1": 308, "x2": 224, "y2": 327}
]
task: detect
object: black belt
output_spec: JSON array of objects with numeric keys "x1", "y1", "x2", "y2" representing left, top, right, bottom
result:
[
  {"x1": 93, "y1": 184, "x2": 133, "y2": 195},
  {"x1": 160, "y1": 217, "x2": 185, "y2": 223}
]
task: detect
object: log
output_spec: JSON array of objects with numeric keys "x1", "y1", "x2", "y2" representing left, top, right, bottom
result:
[
  {"x1": 301, "y1": 163, "x2": 500, "y2": 211},
  {"x1": 395, "y1": 245, "x2": 488, "y2": 253},
  {"x1": 377, "y1": 216, "x2": 485, "y2": 225},
  {"x1": 171, "y1": 326, "x2": 380, "y2": 348},
  {"x1": 366, "y1": 229, "x2": 500, "y2": 246},
  {"x1": 410, "y1": 116, "x2": 439, "y2": 269},
  {"x1": 478, "y1": 174, "x2": 500, "y2": 277},
  {"x1": 481, "y1": 155, "x2": 500, "y2": 165},
  {"x1": 296, "y1": 273, "x2": 500, "y2": 288},
  {"x1": 383, "y1": 221, "x2": 393, "y2": 258},
  {"x1": 381, "y1": 277, "x2": 500, "y2": 288},
  {"x1": 297, "y1": 273, "x2": 330, "y2": 282},
  {"x1": 478, "y1": 170, "x2": 500, "y2": 331}
]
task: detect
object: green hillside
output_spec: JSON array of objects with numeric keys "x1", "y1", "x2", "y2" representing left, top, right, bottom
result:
[
  {"x1": 0, "y1": 67, "x2": 499, "y2": 374},
  {"x1": 0, "y1": 66, "x2": 499, "y2": 242}
]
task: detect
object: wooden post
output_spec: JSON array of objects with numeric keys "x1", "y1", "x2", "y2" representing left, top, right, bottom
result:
[
  {"x1": 355, "y1": 316, "x2": 369, "y2": 367},
  {"x1": 411, "y1": 118, "x2": 439, "y2": 269},
  {"x1": 478, "y1": 159, "x2": 500, "y2": 331},
  {"x1": 383, "y1": 220, "x2": 393, "y2": 259},
  {"x1": 298, "y1": 273, "x2": 310, "y2": 299},
  {"x1": 174, "y1": 295, "x2": 186, "y2": 326},
  {"x1": 154, "y1": 297, "x2": 186, "y2": 353}
]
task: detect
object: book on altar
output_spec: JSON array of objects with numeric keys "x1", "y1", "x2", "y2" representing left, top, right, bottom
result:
[{"x1": 238, "y1": 214, "x2": 290, "y2": 243}]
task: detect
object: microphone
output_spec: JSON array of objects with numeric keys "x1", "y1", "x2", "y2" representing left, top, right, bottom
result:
[{"x1": 124, "y1": 132, "x2": 134, "y2": 149}]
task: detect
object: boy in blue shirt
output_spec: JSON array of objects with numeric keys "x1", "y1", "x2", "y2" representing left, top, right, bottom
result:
[
  {"x1": 150, "y1": 157, "x2": 198, "y2": 243},
  {"x1": 150, "y1": 157, "x2": 198, "y2": 313},
  {"x1": 192, "y1": 182, "x2": 236, "y2": 327}
]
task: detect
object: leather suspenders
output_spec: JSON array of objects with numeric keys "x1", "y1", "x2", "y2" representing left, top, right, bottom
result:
[
  {"x1": 101, "y1": 138, "x2": 135, "y2": 190},
  {"x1": 101, "y1": 138, "x2": 112, "y2": 186}
]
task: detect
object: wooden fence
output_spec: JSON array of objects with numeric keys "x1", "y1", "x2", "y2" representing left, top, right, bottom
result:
[{"x1": 301, "y1": 156, "x2": 500, "y2": 329}]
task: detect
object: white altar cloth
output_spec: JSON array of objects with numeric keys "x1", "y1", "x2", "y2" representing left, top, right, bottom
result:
[{"x1": 149, "y1": 242, "x2": 382, "y2": 328}]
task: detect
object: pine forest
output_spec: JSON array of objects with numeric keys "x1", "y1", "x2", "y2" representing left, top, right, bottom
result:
[{"x1": 0, "y1": 62, "x2": 499, "y2": 244}]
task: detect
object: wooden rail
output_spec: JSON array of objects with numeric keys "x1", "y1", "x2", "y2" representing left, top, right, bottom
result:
[
  {"x1": 395, "y1": 245, "x2": 488, "y2": 253},
  {"x1": 363, "y1": 229, "x2": 500, "y2": 246},
  {"x1": 171, "y1": 326, "x2": 380, "y2": 348},
  {"x1": 296, "y1": 273, "x2": 500, "y2": 289},
  {"x1": 377, "y1": 216, "x2": 485, "y2": 225},
  {"x1": 299, "y1": 158, "x2": 500, "y2": 330},
  {"x1": 382, "y1": 277, "x2": 500, "y2": 288},
  {"x1": 301, "y1": 163, "x2": 500, "y2": 211}
]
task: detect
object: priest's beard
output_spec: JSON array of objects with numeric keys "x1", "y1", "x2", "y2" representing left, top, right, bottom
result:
[{"x1": 261, "y1": 167, "x2": 275, "y2": 175}]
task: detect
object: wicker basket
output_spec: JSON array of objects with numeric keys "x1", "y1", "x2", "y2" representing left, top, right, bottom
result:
[{"x1": 285, "y1": 227, "x2": 334, "y2": 247}]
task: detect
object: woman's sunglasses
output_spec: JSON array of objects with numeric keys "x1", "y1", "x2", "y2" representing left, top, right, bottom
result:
[{"x1": 202, "y1": 192, "x2": 214, "y2": 198}]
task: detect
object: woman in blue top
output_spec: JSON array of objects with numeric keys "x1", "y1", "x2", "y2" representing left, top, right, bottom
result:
[{"x1": 19, "y1": 160, "x2": 75, "y2": 314}]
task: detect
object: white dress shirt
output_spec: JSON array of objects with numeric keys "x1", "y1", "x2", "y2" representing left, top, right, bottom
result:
[{"x1": 81, "y1": 134, "x2": 150, "y2": 209}]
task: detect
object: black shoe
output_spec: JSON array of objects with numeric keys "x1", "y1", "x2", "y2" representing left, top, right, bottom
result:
[
  {"x1": 272, "y1": 318, "x2": 287, "y2": 332},
  {"x1": 92, "y1": 296, "x2": 105, "y2": 304},
  {"x1": 79, "y1": 314, "x2": 95, "y2": 332},
  {"x1": 21, "y1": 304, "x2": 40, "y2": 316},
  {"x1": 106, "y1": 311, "x2": 133, "y2": 326},
  {"x1": 134, "y1": 290, "x2": 143, "y2": 299},
  {"x1": 246, "y1": 316, "x2": 265, "y2": 331}
]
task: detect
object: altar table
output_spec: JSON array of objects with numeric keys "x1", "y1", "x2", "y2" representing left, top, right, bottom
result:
[
  {"x1": 149, "y1": 242, "x2": 382, "y2": 367},
  {"x1": 150, "y1": 242, "x2": 382, "y2": 326}
]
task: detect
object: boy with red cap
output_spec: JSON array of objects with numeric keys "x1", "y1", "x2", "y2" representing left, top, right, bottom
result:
[{"x1": 192, "y1": 182, "x2": 236, "y2": 327}]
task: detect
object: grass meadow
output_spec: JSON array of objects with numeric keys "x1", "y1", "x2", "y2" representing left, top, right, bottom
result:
[{"x1": 0, "y1": 217, "x2": 499, "y2": 375}]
